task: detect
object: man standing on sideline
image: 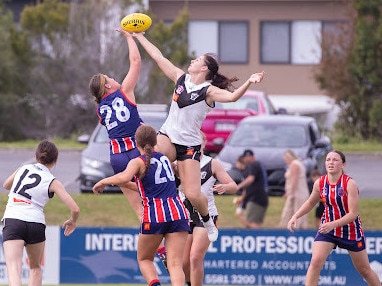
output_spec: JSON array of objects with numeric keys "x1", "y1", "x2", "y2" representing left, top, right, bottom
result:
[{"x1": 234, "y1": 150, "x2": 269, "y2": 228}]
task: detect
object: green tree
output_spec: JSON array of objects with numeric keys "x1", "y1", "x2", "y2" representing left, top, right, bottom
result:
[
  {"x1": 0, "y1": 1, "x2": 34, "y2": 141},
  {"x1": 315, "y1": 0, "x2": 382, "y2": 140}
]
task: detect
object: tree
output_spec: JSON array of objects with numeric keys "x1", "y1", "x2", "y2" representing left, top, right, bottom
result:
[
  {"x1": 0, "y1": 0, "x2": 191, "y2": 140},
  {"x1": 0, "y1": 1, "x2": 34, "y2": 141},
  {"x1": 314, "y1": 0, "x2": 382, "y2": 140}
]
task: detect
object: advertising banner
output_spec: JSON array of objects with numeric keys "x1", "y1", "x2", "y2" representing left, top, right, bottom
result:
[{"x1": 60, "y1": 227, "x2": 382, "y2": 285}]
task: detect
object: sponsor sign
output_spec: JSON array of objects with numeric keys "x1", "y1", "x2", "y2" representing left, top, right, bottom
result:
[{"x1": 60, "y1": 228, "x2": 382, "y2": 285}]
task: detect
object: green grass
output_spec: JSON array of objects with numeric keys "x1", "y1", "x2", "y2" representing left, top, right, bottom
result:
[
  {"x1": 1, "y1": 136, "x2": 382, "y2": 152},
  {"x1": 0, "y1": 194, "x2": 380, "y2": 230}
]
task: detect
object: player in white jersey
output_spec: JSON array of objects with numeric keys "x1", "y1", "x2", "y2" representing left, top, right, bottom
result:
[
  {"x1": 179, "y1": 132, "x2": 238, "y2": 286},
  {"x1": 133, "y1": 32, "x2": 264, "y2": 242},
  {"x1": 2, "y1": 140, "x2": 80, "y2": 286}
]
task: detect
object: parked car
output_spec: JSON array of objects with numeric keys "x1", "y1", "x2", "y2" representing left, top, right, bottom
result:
[
  {"x1": 216, "y1": 115, "x2": 332, "y2": 196},
  {"x1": 78, "y1": 104, "x2": 168, "y2": 193},
  {"x1": 201, "y1": 90, "x2": 286, "y2": 155}
]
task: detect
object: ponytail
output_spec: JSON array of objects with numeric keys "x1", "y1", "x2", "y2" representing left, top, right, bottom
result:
[{"x1": 204, "y1": 53, "x2": 238, "y2": 91}]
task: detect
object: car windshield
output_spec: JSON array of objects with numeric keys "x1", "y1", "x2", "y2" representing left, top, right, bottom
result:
[
  {"x1": 215, "y1": 97, "x2": 259, "y2": 112},
  {"x1": 228, "y1": 122, "x2": 307, "y2": 148}
]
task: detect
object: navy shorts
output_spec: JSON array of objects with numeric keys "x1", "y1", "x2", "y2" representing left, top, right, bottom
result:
[
  {"x1": 140, "y1": 219, "x2": 190, "y2": 235},
  {"x1": 315, "y1": 231, "x2": 365, "y2": 252},
  {"x1": 2, "y1": 218, "x2": 46, "y2": 244},
  {"x1": 110, "y1": 148, "x2": 141, "y2": 174}
]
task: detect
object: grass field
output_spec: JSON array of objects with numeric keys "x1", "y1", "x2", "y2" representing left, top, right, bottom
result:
[{"x1": 0, "y1": 193, "x2": 380, "y2": 230}]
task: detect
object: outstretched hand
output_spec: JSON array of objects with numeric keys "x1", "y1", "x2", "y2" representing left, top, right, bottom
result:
[
  {"x1": 116, "y1": 28, "x2": 133, "y2": 39},
  {"x1": 249, "y1": 71, "x2": 265, "y2": 84}
]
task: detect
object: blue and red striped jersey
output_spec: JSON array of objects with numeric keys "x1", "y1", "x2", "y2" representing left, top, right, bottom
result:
[
  {"x1": 319, "y1": 174, "x2": 364, "y2": 240},
  {"x1": 135, "y1": 152, "x2": 188, "y2": 223},
  {"x1": 97, "y1": 89, "x2": 143, "y2": 154}
]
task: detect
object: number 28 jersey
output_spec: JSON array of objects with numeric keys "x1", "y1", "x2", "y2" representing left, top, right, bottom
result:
[
  {"x1": 97, "y1": 89, "x2": 143, "y2": 154},
  {"x1": 135, "y1": 152, "x2": 188, "y2": 223},
  {"x1": 3, "y1": 163, "x2": 55, "y2": 224}
]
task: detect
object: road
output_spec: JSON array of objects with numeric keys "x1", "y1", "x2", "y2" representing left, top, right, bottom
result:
[{"x1": 0, "y1": 149, "x2": 382, "y2": 198}]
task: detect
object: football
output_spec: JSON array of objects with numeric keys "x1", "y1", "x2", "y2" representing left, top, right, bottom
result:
[{"x1": 120, "y1": 13, "x2": 152, "y2": 33}]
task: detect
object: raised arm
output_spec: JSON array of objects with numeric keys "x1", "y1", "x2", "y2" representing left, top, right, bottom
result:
[
  {"x1": 133, "y1": 33, "x2": 184, "y2": 83},
  {"x1": 207, "y1": 71, "x2": 265, "y2": 103},
  {"x1": 117, "y1": 29, "x2": 141, "y2": 103}
]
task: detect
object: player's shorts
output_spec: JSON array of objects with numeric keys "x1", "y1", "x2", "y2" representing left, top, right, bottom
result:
[
  {"x1": 315, "y1": 231, "x2": 366, "y2": 252},
  {"x1": 110, "y1": 148, "x2": 141, "y2": 173},
  {"x1": 140, "y1": 219, "x2": 190, "y2": 235},
  {"x1": 2, "y1": 218, "x2": 46, "y2": 244},
  {"x1": 246, "y1": 201, "x2": 267, "y2": 224},
  {"x1": 157, "y1": 131, "x2": 201, "y2": 162},
  {"x1": 173, "y1": 143, "x2": 201, "y2": 162}
]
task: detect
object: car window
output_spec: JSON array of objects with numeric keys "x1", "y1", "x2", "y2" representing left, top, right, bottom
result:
[
  {"x1": 215, "y1": 96, "x2": 259, "y2": 112},
  {"x1": 228, "y1": 122, "x2": 307, "y2": 148}
]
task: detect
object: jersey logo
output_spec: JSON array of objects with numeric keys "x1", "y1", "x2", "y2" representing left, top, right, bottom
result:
[
  {"x1": 175, "y1": 85, "x2": 184, "y2": 94},
  {"x1": 190, "y1": 92, "x2": 200, "y2": 100},
  {"x1": 321, "y1": 186, "x2": 327, "y2": 196},
  {"x1": 338, "y1": 187, "x2": 345, "y2": 196},
  {"x1": 173, "y1": 93, "x2": 179, "y2": 102},
  {"x1": 201, "y1": 171, "x2": 207, "y2": 180},
  {"x1": 186, "y1": 148, "x2": 195, "y2": 156},
  {"x1": 13, "y1": 197, "x2": 31, "y2": 204},
  {"x1": 143, "y1": 223, "x2": 150, "y2": 231}
]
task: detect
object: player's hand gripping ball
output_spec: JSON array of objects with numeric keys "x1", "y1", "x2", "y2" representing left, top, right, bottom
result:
[{"x1": 120, "y1": 13, "x2": 152, "y2": 33}]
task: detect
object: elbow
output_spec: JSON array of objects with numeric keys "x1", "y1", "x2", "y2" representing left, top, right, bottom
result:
[{"x1": 131, "y1": 56, "x2": 141, "y2": 65}]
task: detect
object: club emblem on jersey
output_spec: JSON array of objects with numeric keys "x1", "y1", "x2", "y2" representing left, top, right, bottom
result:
[
  {"x1": 338, "y1": 187, "x2": 345, "y2": 196},
  {"x1": 201, "y1": 171, "x2": 207, "y2": 180},
  {"x1": 322, "y1": 187, "x2": 327, "y2": 196},
  {"x1": 190, "y1": 92, "x2": 200, "y2": 100},
  {"x1": 173, "y1": 93, "x2": 179, "y2": 102},
  {"x1": 176, "y1": 85, "x2": 184, "y2": 94},
  {"x1": 143, "y1": 223, "x2": 150, "y2": 231}
]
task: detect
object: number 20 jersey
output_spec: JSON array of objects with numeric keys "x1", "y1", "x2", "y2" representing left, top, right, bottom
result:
[
  {"x1": 3, "y1": 163, "x2": 55, "y2": 224},
  {"x1": 135, "y1": 152, "x2": 188, "y2": 223}
]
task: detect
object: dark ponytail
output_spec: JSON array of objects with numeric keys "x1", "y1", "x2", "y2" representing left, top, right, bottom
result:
[
  {"x1": 135, "y1": 125, "x2": 157, "y2": 179},
  {"x1": 204, "y1": 53, "x2": 238, "y2": 92}
]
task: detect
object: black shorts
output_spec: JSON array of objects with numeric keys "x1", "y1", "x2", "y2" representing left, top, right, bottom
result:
[
  {"x1": 157, "y1": 131, "x2": 201, "y2": 162},
  {"x1": 174, "y1": 143, "x2": 201, "y2": 162},
  {"x1": 2, "y1": 218, "x2": 46, "y2": 244}
]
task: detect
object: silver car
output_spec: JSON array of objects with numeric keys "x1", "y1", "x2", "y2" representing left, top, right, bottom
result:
[
  {"x1": 216, "y1": 115, "x2": 332, "y2": 196},
  {"x1": 78, "y1": 104, "x2": 168, "y2": 193}
]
